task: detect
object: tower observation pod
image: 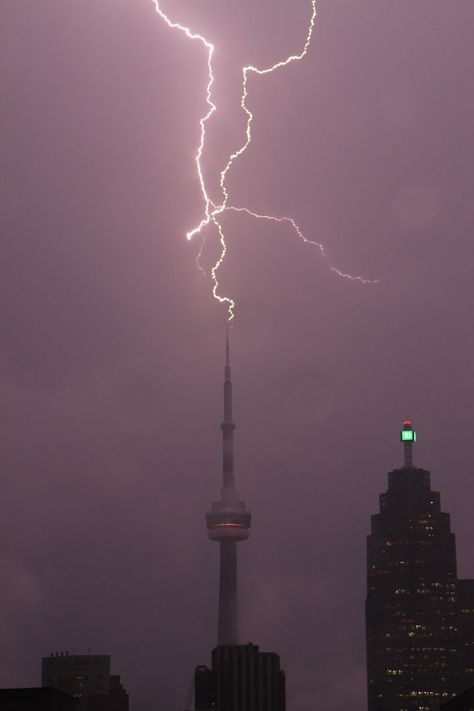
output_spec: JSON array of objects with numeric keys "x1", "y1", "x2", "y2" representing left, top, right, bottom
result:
[
  {"x1": 400, "y1": 419, "x2": 416, "y2": 467},
  {"x1": 206, "y1": 331, "x2": 251, "y2": 646}
]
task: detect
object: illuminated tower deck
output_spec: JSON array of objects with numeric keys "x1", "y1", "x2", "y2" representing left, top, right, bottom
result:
[{"x1": 206, "y1": 332, "x2": 251, "y2": 646}]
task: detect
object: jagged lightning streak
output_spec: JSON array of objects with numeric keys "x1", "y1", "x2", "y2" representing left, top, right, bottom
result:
[
  {"x1": 217, "y1": 1, "x2": 317, "y2": 216},
  {"x1": 225, "y1": 206, "x2": 378, "y2": 284},
  {"x1": 152, "y1": 1, "x2": 236, "y2": 315},
  {"x1": 151, "y1": 2, "x2": 216, "y2": 236},
  {"x1": 153, "y1": 0, "x2": 377, "y2": 320}
]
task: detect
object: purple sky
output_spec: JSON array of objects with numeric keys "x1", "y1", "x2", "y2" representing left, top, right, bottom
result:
[{"x1": 0, "y1": 1, "x2": 473, "y2": 709}]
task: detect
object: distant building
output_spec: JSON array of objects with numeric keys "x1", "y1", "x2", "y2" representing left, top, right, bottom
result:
[
  {"x1": 366, "y1": 421, "x2": 459, "y2": 711},
  {"x1": 41, "y1": 653, "x2": 128, "y2": 710},
  {"x1": 195, "y1": 643, "x2": 285, "y2": 711},
  {"x1": 0, "y1": 687, "x2": 74, "y2": 710}
]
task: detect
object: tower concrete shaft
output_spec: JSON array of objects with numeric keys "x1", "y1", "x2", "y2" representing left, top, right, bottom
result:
[
  {"x1": 218, "y1": 540, "x2": 238, "y2": 646},
  {"x1": 206, "y1": 331, "x2": 251, "y2": 647}
]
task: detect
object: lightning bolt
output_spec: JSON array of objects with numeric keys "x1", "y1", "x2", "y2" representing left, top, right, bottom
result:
[
  {"x1": 151, "y1": 3, "x2": 216, "y2": 236},
  {"x1": 152, "y1": 1, "x2": 377, "y2": 320},
  {"x1": 225, "y1": 206, "x2": 378, "y2": 285},
  {"x1": 217, "y1": 1, "x2": 317, "y2": 216}
]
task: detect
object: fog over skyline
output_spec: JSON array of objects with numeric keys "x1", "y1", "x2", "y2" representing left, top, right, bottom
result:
[{"x1": 0, "y1": 1, "x2": 473, "y2": 710}]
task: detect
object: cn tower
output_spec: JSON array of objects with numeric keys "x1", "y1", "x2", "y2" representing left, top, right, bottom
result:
[{"x1": 206, "y1": 331, "x2": 251, "y2": 646}]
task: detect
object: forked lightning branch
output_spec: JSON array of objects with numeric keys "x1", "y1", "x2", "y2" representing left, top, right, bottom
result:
[{"x1": 152, "y1": 0, "x2": 377, "y2": 320}]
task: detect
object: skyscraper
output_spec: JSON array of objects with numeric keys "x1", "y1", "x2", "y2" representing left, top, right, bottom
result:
[
  {"x1": 194, "y1": 335, "x2": 285, "y2": 711},
  {"x1": 366, "y1": 421, "x2": 459, "y2": 711}
]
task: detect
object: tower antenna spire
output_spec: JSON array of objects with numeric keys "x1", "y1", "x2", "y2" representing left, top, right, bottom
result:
[
  {"x1": 400, "y1": 419, "x2": 416, "y2": 467},
  {"x1": 222, "y1": 327, "x2": 234, "y2": 489}
]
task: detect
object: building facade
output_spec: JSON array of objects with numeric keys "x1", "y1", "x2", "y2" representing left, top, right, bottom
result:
[
  {"x1": 366, "y1": 421, "x2": 459, "y2": 711},
  {"x1": 195, "y1": 643, "x2": 285, "y2": 711},
  {"x1": 41, "y1": 654, "x2": 128, "y2": 710}
]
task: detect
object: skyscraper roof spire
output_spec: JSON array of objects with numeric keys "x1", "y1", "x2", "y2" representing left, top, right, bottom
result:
[{"x1": 400, "y1": 419, "x2": 416, "y2": 467}]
